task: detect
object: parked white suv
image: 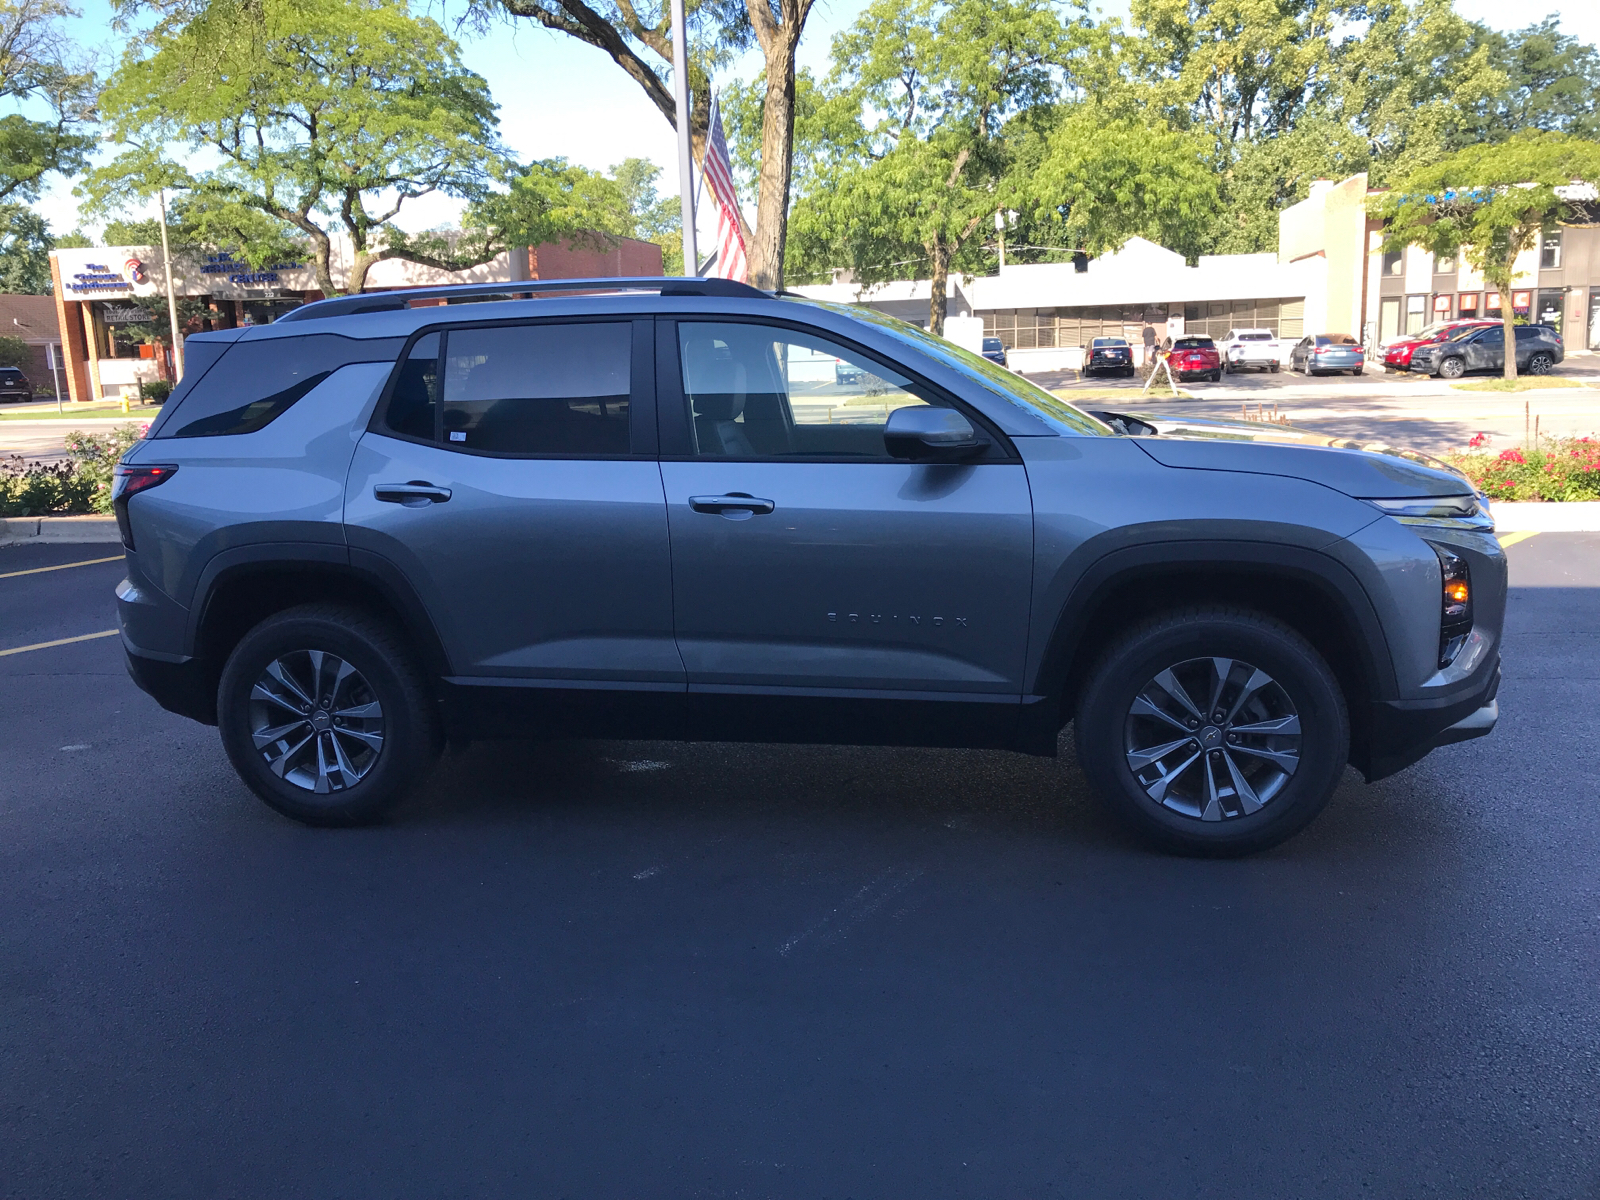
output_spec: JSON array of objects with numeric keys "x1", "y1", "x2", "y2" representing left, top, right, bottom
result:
[{"x1": 1220, "y1": 329, "x2": 1282, "y2": 374}]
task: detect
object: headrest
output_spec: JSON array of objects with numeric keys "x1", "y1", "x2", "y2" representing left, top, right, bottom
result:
[{"x1": 687, "y1": 348, "x2": 746, "y2": 420}]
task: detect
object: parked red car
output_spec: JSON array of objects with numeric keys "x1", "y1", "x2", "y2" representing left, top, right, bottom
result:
[
  {"x1": 1167, "y1": 336, "x2": 1222, "y2": 382},
  {"x1": 1383, "y1": 319, "x2": 1498, "y2": 371}
]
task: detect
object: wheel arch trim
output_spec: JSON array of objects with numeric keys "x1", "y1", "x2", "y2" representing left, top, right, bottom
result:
[{"x1": 1030, "y1": 540, "x2": 1399, "y2": 710}]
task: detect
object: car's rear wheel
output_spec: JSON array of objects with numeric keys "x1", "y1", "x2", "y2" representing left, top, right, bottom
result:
[
  {"x1": 1437, "y1": 356, "x2": 1466, "y2": 379},
  {"x1": 1074, "y1": 607, "x2": 1349, "y2": 856},
  {"x1": 217, "y1": 604, "x2": 441, "y2": 826},
  {"x1": 1527, "y1": 352, "x2": 1553, "y2": 375}
]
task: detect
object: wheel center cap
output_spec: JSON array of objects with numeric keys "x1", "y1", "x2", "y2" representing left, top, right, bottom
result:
[
  {"x1": 311, "y1": 711, "x2": 331, "y2": 731},
  {"x1": 1200, "y1": 725, "x2": 1223, "y2": 747}
]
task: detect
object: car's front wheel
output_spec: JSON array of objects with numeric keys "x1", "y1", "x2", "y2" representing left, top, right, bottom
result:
[
  {"x1": 1437, "y1": 356, "x2": 1466, "y2": 379},
  {"x1": 1074, "y1": 607, "x2": 1349, "y2": 856},
  {"x1": 217, "y1": 604, "x2": 441, "y2": 826}
]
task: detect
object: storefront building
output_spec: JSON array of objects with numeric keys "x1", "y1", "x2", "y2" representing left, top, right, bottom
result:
[
  {"x1": 48, "y1": 234, "x2": 663, "y2": 403},
  {"x1": 1285, "y1": 173, "x2": 1600, "y2": 351},
  {"x1": 794, "y1": 238, "x2": 1320, "y2": 372}
]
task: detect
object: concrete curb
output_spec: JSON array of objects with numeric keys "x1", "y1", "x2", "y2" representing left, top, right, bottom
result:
[
  {"x1": 1492, "y1": 501, "x2": 1600, "y2": 532},
  {"x1": 0, "y1": 515, "x2": 121, "y2": 545}
]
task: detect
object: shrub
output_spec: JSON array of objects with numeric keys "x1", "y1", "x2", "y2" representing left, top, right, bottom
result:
[
  {"x1": 1444, "y1": 435, "x2": 1600, "y2": 502},
  {"x1": 140, "y1": 379, "x2": 173, "y2": 402},
  {"x1": 63, "y1": 424, "x2": 148, "y2": 513},
  {"x1": 0, "y1": 335, "x2": 29, "y2": 371},
  {"x1": 0, "y1": 455, "x2": 97, "y2": 516}
]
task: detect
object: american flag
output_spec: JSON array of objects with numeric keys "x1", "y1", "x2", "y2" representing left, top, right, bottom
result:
[{"x1": 700, "y1": 93, "x2": 749, "y2": 283}]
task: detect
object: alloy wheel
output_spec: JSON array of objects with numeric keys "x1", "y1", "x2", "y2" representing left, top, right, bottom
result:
[
  {"x1": 1438, "y1": 357, "x2": 1465, "y2": 379},
  {"x1": 248, "y1": 649, "x2": 385, "y2": 793},
  {"x1": 1527, "y1": 352, "x2": 1553, "y2": 375},
  {"x1": 1123, "y1": 656, "x2": 1301, "y2": 822}
]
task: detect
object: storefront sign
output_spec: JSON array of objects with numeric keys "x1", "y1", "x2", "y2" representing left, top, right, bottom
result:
[
  {"x1": 65, "y1": 262, "x2": 134, "y2": 295},
  {"x1": 199, "y1": 251, "x2": 306, "y2": 287},
  {"x1": 1458, "y1": 293, "x2": 1478, "y2": 314},
  {"x1": 101, "y1": 305, "x2": 155, "y2": 323},
  {"x1": 1433, "y1": 295, "x2": 1451, "y2": 313},
  {"x1": 1512, "y1": 290, "x2": 1531, "y2": 310}
]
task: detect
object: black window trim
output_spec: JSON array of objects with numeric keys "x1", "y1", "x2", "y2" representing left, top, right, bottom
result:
[
  {"x1": 367, "y1": 314, "x2": 657, "y2": 460},
  {"x1": 654, "y1": 314, "x2": 1019, "y2": 464}
]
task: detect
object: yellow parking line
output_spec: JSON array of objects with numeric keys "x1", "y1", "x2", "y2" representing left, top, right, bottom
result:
[
  {"x1": 1497, "y1": 530, "x2": 1540, "y2": 549},
  {"x1": 0, "y1": 629, "x2": 118, "y2": 657},
  {"x1": 0, "y1": 554, "x2": 123, "y2": 580}
]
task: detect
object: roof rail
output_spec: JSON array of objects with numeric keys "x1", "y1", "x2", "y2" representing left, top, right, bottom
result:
[{"x1": 276, "y1": 276, "x2": 770, "y2": 323}]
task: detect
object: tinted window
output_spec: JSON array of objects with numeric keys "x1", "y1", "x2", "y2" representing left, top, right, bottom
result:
[
  {"x1": 0, "y1": 368, "x2": 22, "y2": 378},
  {"x1": 1173, "y1": 337, "x2": 1214, "y2": 349},
  {"x1": 158, "y1": 334, "x2": 402, "y2": 438},
  {"x1": 1514, "y1": 326, "x2": 1548, "y2": 340},
  {"x1": 1092, "y1": 337, "x2": 1128, "y2": 347},
  {"x1": 679, "y1": 322, "x2": 942, "y2": 460},
  {"x1": 981, "y1": 337, "x2": 1003, "y2": 351},
  {"x1": 439, "y1": 322, "x2": 630, "y2": 456},
  {"x1": 1240, "y1": 333, "x2": 1271, "y2": 341},
  {"x1": 385, "y1": 333, "x2": 439, "y2": 440}
]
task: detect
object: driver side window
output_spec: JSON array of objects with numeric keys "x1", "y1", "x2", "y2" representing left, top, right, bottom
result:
[{"x1": 678, "y1": 322, "x2": 941, "y2": 460}]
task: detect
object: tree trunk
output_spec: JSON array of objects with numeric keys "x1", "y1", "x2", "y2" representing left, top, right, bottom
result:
[
  {"x1": 748, "y1": 36, "x2": 798, "y2": 289},
  {"x1": 1499, "y1": 286, "x2": 1517, "y2": 381},
  {"x1": 927, "y1": 238, "x2": 950, "y2": 336}
]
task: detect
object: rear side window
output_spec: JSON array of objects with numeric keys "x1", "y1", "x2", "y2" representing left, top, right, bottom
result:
[
  {"x1": 156, "y1": 334, "x2": 403, "y2": 438},
  {"x1": 433, "y1": 322, "x2": 631, "y2": 456}
]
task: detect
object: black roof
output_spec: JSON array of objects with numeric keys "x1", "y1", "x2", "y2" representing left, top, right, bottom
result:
[{"x1": 277, "y1": 276, "x2": 767, "y2": 324}]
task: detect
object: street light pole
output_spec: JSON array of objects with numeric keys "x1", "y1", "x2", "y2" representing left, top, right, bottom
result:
[
  {"x1": 670, "y1": 0, "x2": 697, "y2": 277},
  {"x1": 157, "y1": 188, "x2": 184, "y2": 380}
]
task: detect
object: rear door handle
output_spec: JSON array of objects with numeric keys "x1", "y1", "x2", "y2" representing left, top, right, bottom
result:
[
  {"x1": 688, "y1": 493, "x2": 775, "y2": 516},
  {"x1": 375, "y1": 481, "x2": 452, "y2": 506}
]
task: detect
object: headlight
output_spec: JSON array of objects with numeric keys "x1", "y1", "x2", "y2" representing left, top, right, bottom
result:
[
  {"x1": 1365, "y1": 494, "x2": 1493, "y2": 531},
  {"x1": 1427, "y1": 542, "x2": 1474, "y2": 667}
]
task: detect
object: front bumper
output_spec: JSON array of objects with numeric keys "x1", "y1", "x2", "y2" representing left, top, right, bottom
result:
[{"x1": 1355, "y1": 662, "x2": 1500, "y2": 781}]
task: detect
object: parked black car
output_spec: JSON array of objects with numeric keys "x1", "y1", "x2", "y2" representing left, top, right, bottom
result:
[
  {"x1": 980, "y1": 336, "x2": 1007, "y2": 366},
  {"x1": 1409, "y1": 322, "x2": 1564, "y2": 378},
  {"x1": 0, "y1": 366, "x2": 32, "y2": 401},
  {"x1": 1083, "y1": 336, "x2": 1134, "y2": 377}
]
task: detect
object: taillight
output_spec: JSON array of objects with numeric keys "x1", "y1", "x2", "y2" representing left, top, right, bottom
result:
[
  {"x1": 111, "y1": 464, "x2": 178, "y2": 551},
  {"x1": 1432, "y1": 543, "x2": 1473, "y2": 667}
]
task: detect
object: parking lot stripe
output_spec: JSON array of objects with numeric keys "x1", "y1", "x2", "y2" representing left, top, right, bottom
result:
[
  {"x1": 0, "y1": 555, "x2": 123, "y2": 580},
  {"x1": 0, "y1": 629, "x2": 118, "y2": 658},
  {"x1": 1497, "y1": 531, "x2": 1540, "y2": 549}
]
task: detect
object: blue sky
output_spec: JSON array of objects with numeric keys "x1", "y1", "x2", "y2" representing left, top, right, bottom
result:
[{"x1": 25, "y1": 0, "x2": 1600, "y2": 237}]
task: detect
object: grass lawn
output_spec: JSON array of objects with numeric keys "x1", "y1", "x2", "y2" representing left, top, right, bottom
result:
[
  {"x1": 1450, "y1": 377, "x2": 1590, "y2": 393},
  {"x1": 0, "y1": 401, "x2": 162, "y2": 421}
]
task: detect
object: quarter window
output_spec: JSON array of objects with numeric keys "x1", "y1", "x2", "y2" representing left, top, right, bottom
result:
[
  {"x1": 436, "y1": 322, "x2": 631, "y2": 456},
  {"x1": 677, "y1": 322, "x2": 940, "y2": 460}
]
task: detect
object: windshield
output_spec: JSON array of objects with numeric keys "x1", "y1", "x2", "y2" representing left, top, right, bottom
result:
[
  {"x1": 1091, "y1": 338, "x2": 1128, "y2": 347},
  {"x1": 1239, "y1": 333, "x2": 1271, "y2": 341},
  {"x1": 1445, "y1": 324, "x2": 1489, "y2": 341},
  {"x1": 816, "y1": 302, "x2": 1112, "y2": 436},
  {"x1": 1174, "y1": 337, "x2": 1214, "y2": 349},
  {"x1": 981, "y1": 337, "x2": 1003, "y2": 350}
]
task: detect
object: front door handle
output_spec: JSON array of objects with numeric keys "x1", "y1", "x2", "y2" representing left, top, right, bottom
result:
[
  {"x1": 375, "y1": 481, "x2": 452, "y2": 507},
  {"x1": 688, "y1": 493, "x2": 775, "y2": 516}
]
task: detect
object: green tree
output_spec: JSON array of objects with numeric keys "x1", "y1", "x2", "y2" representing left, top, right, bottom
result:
[
  {"x1": 0, "y1": 333, "x2": 28, "y2": 367},
  {"x1": 86, "y1": 0, "x2": 615, "y2": 296},
  {"x1": 1372, "y1": 133, "x2": 1600, "y2": 379},
  {"x1": 0, "y1": 0, "x2": 97, "y2": 203},
  {"x1": 788, "y1": 0, "x2": 1072, "y2": 333},
  {"x1": 1008, "y1": 107, "x2": 1225, "y2": 261},
  {"x1": 479, "y1": 0, "x2": 813, "y2": 288},
  {"x1": 0, "y1": 202, "x2": 54, "y2": 291}
]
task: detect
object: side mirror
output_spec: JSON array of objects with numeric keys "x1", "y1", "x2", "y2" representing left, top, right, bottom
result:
[{"x1": 884, "y1": 405, "x2": 986, "y2": 461}]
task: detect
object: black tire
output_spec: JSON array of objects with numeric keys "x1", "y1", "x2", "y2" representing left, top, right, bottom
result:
[
  {"x1": 1269, "y1": 363, "x2": 1279, "y2": 373},
  {"x1": 1073, "y1": 607, "x2": 1350, "y2": 857},
  {"x1": 217, "y1": 603, "x2": 441, "y2": 826},
  {"x1": 1437, "y1": 356, "x2": 1465, "y2": 379},
  {"x1": 1210, "y1": 370, "x2": 1222, "y2": 382},
  {"x1": 1527, "y1": 352, "x2": 1553, "y2": 375}
]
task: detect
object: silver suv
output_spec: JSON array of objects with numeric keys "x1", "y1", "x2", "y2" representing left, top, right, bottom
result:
[{"x1": 113, "y1": 278, "x2": 1504, "y2": 855}]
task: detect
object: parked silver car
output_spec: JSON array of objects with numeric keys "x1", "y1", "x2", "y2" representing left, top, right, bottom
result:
[
  {"x1": 1290, "y1": 334, "x2": 1365, "y2": 376},
  {"x1": 114, "y1": 278, "x2": 1503, "y2": 856}
]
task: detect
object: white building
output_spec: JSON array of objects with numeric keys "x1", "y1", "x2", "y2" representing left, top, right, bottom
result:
[{"x1": 792, "y1": 238, "x2": 1321, "y2": 372}]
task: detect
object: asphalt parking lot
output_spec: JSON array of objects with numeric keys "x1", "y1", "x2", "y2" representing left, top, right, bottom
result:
[{"x1": 3, "y1": 536, "x2": 1598, "y2": 1198}]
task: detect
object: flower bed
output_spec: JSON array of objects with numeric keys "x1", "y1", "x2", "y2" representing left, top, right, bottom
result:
[
  {"x1": 1444, "y1": 434, "x2": 1600, "y2": 502},
  {"x1": 0, "y1": 424, "x2": 147, "y2": 517}
]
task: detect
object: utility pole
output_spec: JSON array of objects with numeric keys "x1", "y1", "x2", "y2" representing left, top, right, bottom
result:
[
  {"x1": 995, "y1": 210, "x2": 1006, "y2": 271},
  {"x1": 158, "y1": 189, "x2": 184, "y2": 380},
  {"x1": 670, "y1": 0, "x2": 697, "y2": 277}
]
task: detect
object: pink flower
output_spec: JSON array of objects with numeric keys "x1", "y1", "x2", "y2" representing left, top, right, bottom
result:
[
  {"x1": 1498, "y1": 449, "x2": 1526, "y2": 464},
  {"x1": 1467, "y1": 432, "x2": 1488, "y2": 449}
]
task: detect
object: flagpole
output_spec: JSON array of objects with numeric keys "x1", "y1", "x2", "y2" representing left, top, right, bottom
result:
[{"x1": 670, "y1": 0, "x2": 697, "y2": 277}]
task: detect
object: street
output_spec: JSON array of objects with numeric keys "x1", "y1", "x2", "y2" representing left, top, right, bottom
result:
[{"x1": 2, "y1": 535, "x2": 1597, "y2": 1198}]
